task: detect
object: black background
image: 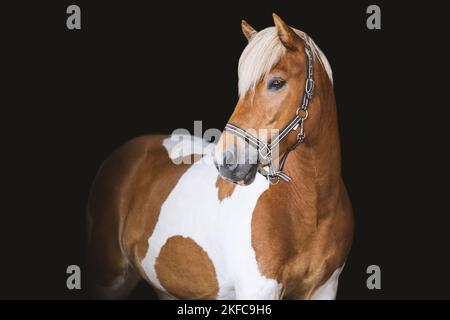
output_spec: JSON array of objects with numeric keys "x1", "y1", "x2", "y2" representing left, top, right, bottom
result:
[{"x1": 1, "y1": 1, "x2": 449, "y2": 299}]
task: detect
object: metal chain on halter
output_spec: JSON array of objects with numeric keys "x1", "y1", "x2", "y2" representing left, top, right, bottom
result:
[{"x1": 224, "y1": 42, "x2": 315, "y2": 185}]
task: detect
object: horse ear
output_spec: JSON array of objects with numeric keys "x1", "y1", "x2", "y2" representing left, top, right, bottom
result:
[
  {"x1": 241, "y1": 20, "x2": 257, "y2": 41},
  {"x1": 272, "y1": 13, "x2": 301, "y2": 50}
]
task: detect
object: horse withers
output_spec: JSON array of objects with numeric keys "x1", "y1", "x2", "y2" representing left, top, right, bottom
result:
[{"x1": 87, "y1": 14, "x2": 353, "y2": 300}]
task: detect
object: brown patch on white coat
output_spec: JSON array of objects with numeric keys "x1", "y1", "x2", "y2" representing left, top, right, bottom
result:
[
  {"x1": 155, "y1": 235, "x2": 219, "y2": 299},
  {"x1": 215, "y1": 176, "x2": 237, "y2": 201}
]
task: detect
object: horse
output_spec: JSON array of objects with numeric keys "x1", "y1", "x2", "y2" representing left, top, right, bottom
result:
[{"x1": 87, "y1": 13, "x2": 353, "y2": 300}]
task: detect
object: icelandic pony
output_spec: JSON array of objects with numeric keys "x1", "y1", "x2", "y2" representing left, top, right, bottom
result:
[{"x1": 87, "y1": 14, "x2": 353, "y2": 300}]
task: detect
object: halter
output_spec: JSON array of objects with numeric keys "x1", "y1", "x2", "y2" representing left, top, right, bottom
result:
[{"x1": 224, "y1": 43, "x2": 314, "y2": 184}]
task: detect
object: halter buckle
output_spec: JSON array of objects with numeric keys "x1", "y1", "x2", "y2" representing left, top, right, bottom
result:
[
  {"x1": 296, "y1": 119, "x2": 306, "y2": 143},
  {"x1": 305, "y1": 78, "x2": 314, "y2": 97}
]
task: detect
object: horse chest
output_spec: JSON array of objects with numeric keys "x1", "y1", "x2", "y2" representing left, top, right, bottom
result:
[{"x1": 140, "y1": 156, "x2": 282, "y2": 299}]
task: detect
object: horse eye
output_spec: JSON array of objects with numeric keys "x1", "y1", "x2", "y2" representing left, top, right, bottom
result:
[{"x1": 267, "y1": 78, "x2": 286, "y2": 91}]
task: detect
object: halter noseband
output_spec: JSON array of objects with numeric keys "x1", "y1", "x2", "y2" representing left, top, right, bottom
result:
[{"x1": 224, "y1": 43, "x2": 315, "y2": 184}]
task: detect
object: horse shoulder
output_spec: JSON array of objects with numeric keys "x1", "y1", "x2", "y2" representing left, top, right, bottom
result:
[{"x1": 251, "y1": 182, "x2": 352, "y2": 300}]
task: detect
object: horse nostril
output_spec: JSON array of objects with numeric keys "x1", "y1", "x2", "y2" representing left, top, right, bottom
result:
[{"x1": 223, "y1": 150, "x2": 238, "y2": 170}]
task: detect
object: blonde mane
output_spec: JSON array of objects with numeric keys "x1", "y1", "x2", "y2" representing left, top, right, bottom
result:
[{"x1": 238, "y1": 26, "x2": 333, "y2": 97}]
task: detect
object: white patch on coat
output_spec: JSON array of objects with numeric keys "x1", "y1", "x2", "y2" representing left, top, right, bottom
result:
[
  {"x1": 162, "y1": 134, "x2": 214, "y2": 161},
  {"x1": 310, "y1": 265, "x2": 344, "y2": 300},
  {"x1": 140, "y1": 136, "x2": 281, "y2": 299}
]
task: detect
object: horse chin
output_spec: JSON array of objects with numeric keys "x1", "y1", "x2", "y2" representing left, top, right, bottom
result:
[
  {"x1": 218, "y1": 174, "x2": 255, "y2": 186},
  {"x1": 237, "y1": 175, "x2": 256, "y2": 186},
  {"x1": 218, "y1": 165, "x2": 258, "y2": 186},
  {"x1": 235, "y1": 165, "x2": 258, "y2": 186}
]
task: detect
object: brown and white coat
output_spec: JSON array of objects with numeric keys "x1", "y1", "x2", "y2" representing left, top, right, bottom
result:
[{"x1": 87, "y1": 14, "x2": 353, "y2": 300}]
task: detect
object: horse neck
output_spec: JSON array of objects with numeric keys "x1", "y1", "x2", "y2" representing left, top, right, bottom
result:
[{"x1": 285, "y1": 74, "x2": 342, "y2": 221}]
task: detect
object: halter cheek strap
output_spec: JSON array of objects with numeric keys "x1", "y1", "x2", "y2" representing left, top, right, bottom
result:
[{"x1": 224, "y1": 43, "x2": 315, "y2": 184}]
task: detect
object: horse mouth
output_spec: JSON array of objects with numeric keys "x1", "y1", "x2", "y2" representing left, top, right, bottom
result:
[
  {"x1": 238, "y1": 166, "x2": 258, "y2": 185},
  {"x1": 218, "y1": 164, "x2": 258, "y2": 186}
]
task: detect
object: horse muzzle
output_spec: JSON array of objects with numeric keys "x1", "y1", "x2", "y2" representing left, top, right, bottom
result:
[{"x1": 214, "y1": 149, "x2": 259, "y2": 185}]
